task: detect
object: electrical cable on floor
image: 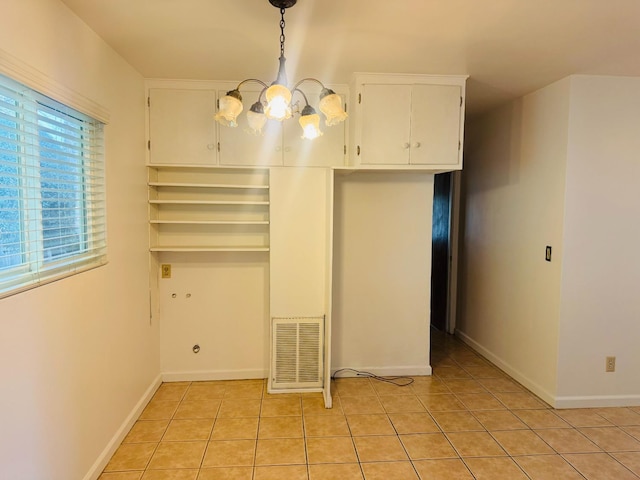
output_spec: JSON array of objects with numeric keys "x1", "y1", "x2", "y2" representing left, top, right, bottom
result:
[{"x1": 331, "y1": 368, "x2": 415, "y2": 387}]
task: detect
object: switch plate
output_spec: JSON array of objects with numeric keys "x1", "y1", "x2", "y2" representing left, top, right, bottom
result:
[
  {"x1": 606, "y1": 356, "x2": 616, "y2": 372},
  {"x1": 545, "y1": 246, "x2": 552, "y2": 262},
  {"x1": 161, "y1": 264, "x2": 171, "y2": 278}
]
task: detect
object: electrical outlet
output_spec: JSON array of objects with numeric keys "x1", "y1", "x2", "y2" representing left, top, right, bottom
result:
[
  {"x1": 161, "y1": 264, "x2": 171, "y2": 279},
  {"x1": 606, "y1": 356, "x2": 616, "y2": 372}
]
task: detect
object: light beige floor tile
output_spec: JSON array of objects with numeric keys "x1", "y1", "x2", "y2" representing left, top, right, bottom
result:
[
  {"x1": 379, "y1": 394, "x2": 426, "y2": 413},
  {"x1": 334, "y1": 378, "x2": 376, "y2": 396},
  {"x1": 442, "y1": 379, "x2": 488, "y2": 394},
  {"x1": 254, "y1": 438, "x2": 306, "y2": 465},
  {"x1": 124, "y1": 421, "x2": 169, "y2": 443},
  {"x1": 153, "y1": 383, "x2": 190, "y2": 402},
  {"x1": 456, "y1": 393, "x2": 505, "y2": 410},
  {"x1": 477, "y1": 378, "x2": 525, "y2": 393},
  {"x1": 211, "y1": 417, "x2": 259, "y2": 440},
  {"x1": 534, "y1": 428, "x2": 601, "y2": 453},
  {"x1": 361, "y1": 461, "x2": 419, "y2": 480},
  {"x1": 433, "y1": 366, "x2": 471, "y2": 379},
  {"x1": 491, "y1": 429, "x2": 555, "y2": 455},
  {"x1": 596, "y1": 408, "x2": 640, "y2": 427},
  {"x1": 346, "y1": 414, "x2": 395, "y2": 436},
  {"x1": 454, "y1": 356, "x2": 490, "y2": 368},
  {"x1": 418, "y1": 394, "x2": 467, "y2": 412},
  {"x1": 306, "y1": 436, "x2": 358, "y2": 464},
  {"x1": 473, "y1": 410, "x2": 528, "y2": 431},
  {"x1": 258, "y1": 416, "x2": 303, "y2": 438},
  {"x1": 104, "y1": 443, "x2": 157, "y2": 471},
  {"x1": 399, "y1": 433, "x2": 458, "y2": 459},
  {"x1": 339, "y1": 396, "x2": 385, "y2": 415},
  {"x1": 514, "y1": 455, "x2": 586, "y2": 480},
  {"x1": 353, "y1": 435, "x2": 408, "y2": 462},
  {"x1": 223, "y1": 382, "x2": 264, "y2": 400},
  {"x1": 624, "y1": 426, "x2": 640, "y2": 441},
  {"x1": 260, "y1": 397, "x2": 301, "y2": 417},
  {"x1": 579, "y1": 426, "x2": 640, "y2": 452},
  {"x1": 308, "y1": 463, "x2": 363, "y2": 480},
  {"x1": 464, "y1": 457, "x2": 529, "y2": 480},
  {"x1": 371, "y1": 380, "x2": 414, "y2": 395},
  {"x1": 162, "y1": 419, "x2": 214, "y2": 441},
  {"x1": 430, "y1": 411, "x2": 485, "y2": 432},
  {"x1": 141, "y1": 470, "x2": 198, "y2": 480},
  {"x1": 410, "y1": 377, "x2": 451, "y2": 395},
  {"x1": 202, "y1": 440, "x2": 256, "y2": 467},
  {"x1": 412, "y1": 458, "x2": 474, "y2": 480},
  {"x1": 196, "y1": 467, "x2": 253, "y2": 480},
  {"x1": 304, "y1": 414, "x2": 349, "y2": 437},
  {"x1": 146, "y1": 441, "x2": 206, "y2": 469},
  {"x1": 183, "y1": 384, "x2": 226, "y2": 401},
  {"x1": 555, "y1": 408, "x2": 613, "y2": 427},
  {"x1": 447, "y1": 431, "x2": 507, "y2": 457},
  {"x1": 173, "y1": 400, "x2": 221, "y2": 419},
  {"x1": 463, "y1": 365, "x2": 505, "y2": 378},
  {"x1": 302, "y1": 396, "x2": 343, "y2": 415},
  {"x1": 217, "y1": 399, "x2": 261, "y2": 418},
  {"x1": 612, "y1": 452, "x2": 640, "y2": 475},
  {"x1": 99, "y1": 473, "x2": 143, "y2": 480},
  {"x1": 387, "y1": 412, "x2": 440, "y2": 434},
  {"x1": 139, "y1": 400, "x2": 180, "y2": 421},
  {"x1": 253, "y1": 465, "x2": 308, "y2": 480},
  {"x1": 564, "y1": 452, "x2": 639, "y2": 480},
  {"x1": 493, "y1": 392, "x2": 548, "y2": 409},
  {"x1": 514, "y1": 409, "x2": 571, "y2": 429}
]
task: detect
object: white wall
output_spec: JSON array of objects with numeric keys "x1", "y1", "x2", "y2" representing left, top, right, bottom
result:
[
  {"x1": 332, "y1": 172, "x2": 433, "y2": 376},
  {"x1": 458, "y1": 78, "x2": 571, "y2": 404},
  {"x1": 0, "y1": 1, "x2": 155, "y2": 479},
  {"x1": 556, "y1": 76, "x2": 640, "y2": 406}
]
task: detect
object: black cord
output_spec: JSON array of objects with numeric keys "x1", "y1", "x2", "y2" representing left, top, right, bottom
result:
[{"x1": 331, "y1": 368, "x2": 414, "y2": 387}]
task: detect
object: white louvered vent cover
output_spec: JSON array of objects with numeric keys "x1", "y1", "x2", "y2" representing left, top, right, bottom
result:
[{"x1": 271, "y1": 316, "x2": 324, "y2": 389}]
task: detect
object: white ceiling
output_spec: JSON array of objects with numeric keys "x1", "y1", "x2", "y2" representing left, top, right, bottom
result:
[{"x1": 60, "y1": 0, "x2": 640, "y2": 117}]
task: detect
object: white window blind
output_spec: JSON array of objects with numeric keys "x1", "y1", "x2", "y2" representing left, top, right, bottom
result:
[{"x1": 0, "y1": 73, "x2": 106, "y2": 297}]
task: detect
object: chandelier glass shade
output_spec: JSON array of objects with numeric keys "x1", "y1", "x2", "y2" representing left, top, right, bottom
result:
[{"x1": 214, "y1": 0, "x2": 347, "y2": 139}]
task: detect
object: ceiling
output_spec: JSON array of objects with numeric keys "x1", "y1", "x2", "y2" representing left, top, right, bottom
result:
[{"x1": 60, "y1": 0, "x2": 640, "y2": 117}]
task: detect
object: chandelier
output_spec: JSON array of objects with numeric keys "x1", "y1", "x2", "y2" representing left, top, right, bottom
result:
[{"x1": 214, "y1": 0, "x2": 348, "y2": 139}]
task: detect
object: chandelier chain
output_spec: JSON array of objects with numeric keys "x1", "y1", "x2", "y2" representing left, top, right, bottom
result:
[{"x1": 279, "y1": 8, "x2": 286, "y2": 57}]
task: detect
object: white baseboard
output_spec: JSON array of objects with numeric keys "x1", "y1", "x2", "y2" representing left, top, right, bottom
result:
[
  {"x1": 455, "y1": 330, "x2": 556, "y2": 407},
  {"x1": 162, "y1": 368, "x2": 268, "y2": 382},
  {"x1": 555, "y1": 395, "x2": 640, "y2": 409},
  {"x1": 331, "y1": 365, "x2": 432, "y2": 378},
  {"x1": 82, "y1": 374, "x2": 162, "y2": 480}
]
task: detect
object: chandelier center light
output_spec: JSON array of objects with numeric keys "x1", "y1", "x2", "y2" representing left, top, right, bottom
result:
[{"x1": 214, "y1": 0, "x2": 348, "y2": 139}]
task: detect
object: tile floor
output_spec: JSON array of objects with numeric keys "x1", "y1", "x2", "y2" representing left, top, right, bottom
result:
[{"x1": 100, "y1": 331, "x2": 640, "y2": 479}]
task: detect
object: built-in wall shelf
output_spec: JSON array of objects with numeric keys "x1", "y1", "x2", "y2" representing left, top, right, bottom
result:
[{"x1": 148, "y1": 166, "x2": 270, "y2": 252}]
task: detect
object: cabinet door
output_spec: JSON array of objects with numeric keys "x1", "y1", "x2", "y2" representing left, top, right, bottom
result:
[
  {"x1": 149, "y1": 89, "x2": 217, "y2": 165},
  {"x1": 283, "y1": 93, "x2": 346, "y2": 167},
  {"x1": 410, "y1": 84, "x2": 462, "y2": 165},
  {"x1": 218, "y1": 89, "x2": 283, "y2": 166},
  {"x1": 360, "y1": 84, "x2": 411, "y2": 165}
]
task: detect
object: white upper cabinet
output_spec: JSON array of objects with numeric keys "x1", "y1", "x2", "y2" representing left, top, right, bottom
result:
[
  {"x1": 350, "y1": 74, "x2": 467, "y2": 170},
  {"x1": 148, "y1": 88, "x2": 217, "y2": 165}
]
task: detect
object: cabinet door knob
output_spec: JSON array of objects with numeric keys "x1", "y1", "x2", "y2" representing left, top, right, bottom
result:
[
  {"x1": 413, "y1": 142, "x2": 421, "y2": 148},
  {"x1": 284, "y1": 146, "x2": 291, "y2": 152},
  {"x1": 206, "y1": 144, "x2": 215, "y2": 150},
  {"x1": 275, "y1": 146, "x2": 282, "y2": 152},
  {"x1": 403, "y1": 142, "x2": 410, "y2": 149}
]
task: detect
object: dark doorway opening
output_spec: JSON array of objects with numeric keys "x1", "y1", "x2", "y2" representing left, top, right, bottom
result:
[{"x1": 431, "y1": 172, "x2": 452, "y2": 332}]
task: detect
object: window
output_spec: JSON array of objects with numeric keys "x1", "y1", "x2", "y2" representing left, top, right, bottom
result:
[{"x1": 0, "y1": 73, "x2": 106, "y2": 297}]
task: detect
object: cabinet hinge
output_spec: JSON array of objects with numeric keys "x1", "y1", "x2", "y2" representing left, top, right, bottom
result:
[
  {"x1": 344, "y1": 145, "x2": 346, "y2": 155},
  {"x1": 216, "y1": 99, "x2": 219, "y2": 109},
  {"x1": 344, "y1": 102, "x2": 347, "y2": 113},
  {"x1": 147, "y1": 96, "x2": 150, "y2": 108},
  {"x1": 358, "y1": 93, "x2": 362, "y2": 104},
  {"x1": 217, "y1": 142, "x2": 220, "y2": 152},
  {"x1": 147, "y1": 140, "x2": 151, "y2": 150},
  {"x1": 460, "y1": 96, "x2": 463, "y2": 107},
  {"x1": 357, "y1": 145, "x2": 361, "y2": 156},
  {"x1": 458, "y1": 140, "x2": 461, "y2": 151}
]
